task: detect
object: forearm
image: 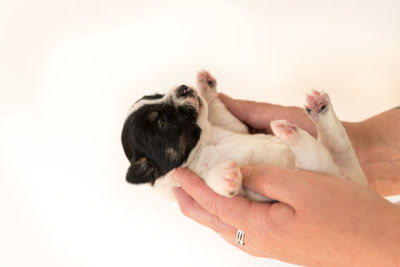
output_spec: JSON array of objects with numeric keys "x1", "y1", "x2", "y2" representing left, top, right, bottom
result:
[{"x1": 344, "y1": 109, "x2": 400, "y2": 196}]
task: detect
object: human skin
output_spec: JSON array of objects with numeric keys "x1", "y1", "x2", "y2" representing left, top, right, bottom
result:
[
  {"x1": 173, "y1": 167, "x2": 400, "y2": 266},
  {"x1": 173, "y1": 95, "x2": 400, "y2": 266}
]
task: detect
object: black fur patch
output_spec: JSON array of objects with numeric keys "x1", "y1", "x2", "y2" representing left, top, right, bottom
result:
[
  {"x1": 136, "y1": 93, "x2": 164, "y2": 102},
  {"x1": 121, "y1": 100, "x2": 201, "y2": 185}
]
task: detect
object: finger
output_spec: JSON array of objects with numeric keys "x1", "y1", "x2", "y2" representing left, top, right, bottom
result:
[
  {"x1": 218, "y1": 93, "x2": 316, "y2": 137},
  {"x1": 173, "y1": 168, "x2": 253, "y2": 232},
  {"x1": 241, "y1": 165, "x2": 324, "y2": 208},
  {"x1": 173, "y1": 187, "x2": 235, "y2": 235},
  {"x1": 173, "y1": 187, "x2": 262, "y2": 256},
  {"x1": 218, "y1": 93, "x2": 276, "y2": 131}
]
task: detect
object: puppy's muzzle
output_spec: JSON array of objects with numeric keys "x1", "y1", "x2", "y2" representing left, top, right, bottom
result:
[{"x1": 177, "y1": 85, "x2": 195, "y2": 98}]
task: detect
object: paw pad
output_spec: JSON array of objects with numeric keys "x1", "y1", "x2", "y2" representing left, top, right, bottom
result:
[
  {"x1": 270, "y1": 120, "x2": 299, "y2": 145},
  {"x1": 221, "y1": 161, "x2": 241, "y2": 197},
  {"x1": 197, "y1": 70, "x2": 217, "y2": 89},
  {"x1": 304, "y1": 90, "x2": 330, "y2": 119}
]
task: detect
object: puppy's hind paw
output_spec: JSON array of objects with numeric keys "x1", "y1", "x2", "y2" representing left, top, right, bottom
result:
[
  {"x1": 304, "y1": 90, "x2": 331, "y2": 121},
  {"x1": 270, "y1": 120, "x2": 299, "y2": 145},
  {"x1": 222, "y1": 161, "x2": 242, "y2": 197},
  {"x1": 197, "y1": 70, "x2": 217, "y2": 97},
  {"x1": 206, "y1": 161, "x2": 242, "y2": 198}
]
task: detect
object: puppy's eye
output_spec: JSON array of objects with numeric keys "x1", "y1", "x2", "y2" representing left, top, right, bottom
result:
[{"x1": 158, "y1": 118, "x2": 166, "y2": 129}]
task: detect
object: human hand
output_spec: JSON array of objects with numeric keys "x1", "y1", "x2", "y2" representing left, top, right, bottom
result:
[
  {"x1": 218, "y1": 93, "x2": 317, "y2": 137},
  {"x1": 219, "y1": 94, "x2": 400, "y2": 196},
  {"x1": 173, "y1": 166, "x2": 400, "y2": 267}
]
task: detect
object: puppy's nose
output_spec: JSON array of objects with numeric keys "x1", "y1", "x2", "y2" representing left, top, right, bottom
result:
[{"x1": 177, "y1": 85, "x2": 194, "y2": 98}]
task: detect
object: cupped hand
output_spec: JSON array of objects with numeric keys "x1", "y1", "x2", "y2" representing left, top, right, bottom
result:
[
  {"x1": 219, "y1": 94, "x2": 400, "y2": 196},
  {"x1": 173, "y1": 166, "x2": 400, "y2": 267},
  {"x1": 218, "y1": 93, "x2": 317, "y2": 137}
]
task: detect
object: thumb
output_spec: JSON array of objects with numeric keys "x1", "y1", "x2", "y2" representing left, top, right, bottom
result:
[
  {"x1": 241, "y1": 165, "x2": 313, "y2": 207},
  {"x1": 218, "y1": 93, "x2": 276, "y2": 130}
]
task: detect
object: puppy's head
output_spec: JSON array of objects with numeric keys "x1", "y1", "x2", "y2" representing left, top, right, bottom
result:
[{"x1": 121, "y1": 85, "x2": 207, "y2": 185}]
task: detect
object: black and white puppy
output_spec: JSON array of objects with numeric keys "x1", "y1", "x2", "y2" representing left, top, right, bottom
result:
[{"x1": 121, "y1": 71, "x2": 367, "y2": 201}]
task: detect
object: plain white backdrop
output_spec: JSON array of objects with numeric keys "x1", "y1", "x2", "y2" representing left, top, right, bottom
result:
[{"x1": 1, "y1": 0, "x2": 399, "y2": 266}]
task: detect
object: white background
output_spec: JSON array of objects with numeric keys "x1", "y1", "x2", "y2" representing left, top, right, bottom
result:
[{"x1": 1, "y1": 0, "x2": 399, "y2": 267}]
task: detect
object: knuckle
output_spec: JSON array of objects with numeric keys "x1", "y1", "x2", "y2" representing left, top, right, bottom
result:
[{"x1": 178, "y1": 201, "x2": 193, "y2": 218}]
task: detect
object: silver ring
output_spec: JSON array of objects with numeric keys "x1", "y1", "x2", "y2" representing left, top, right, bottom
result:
[{"x1": 236, "y1": 229, "x2": 244, "y2": 246}]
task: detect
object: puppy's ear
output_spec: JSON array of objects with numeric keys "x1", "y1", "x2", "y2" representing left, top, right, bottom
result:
[{"x1": 126, "y1": 157, "x2": 159, "y2": 185}]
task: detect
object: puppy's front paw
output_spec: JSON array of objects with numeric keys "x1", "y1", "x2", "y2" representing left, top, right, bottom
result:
[
  {"x1": 206, "y1": 161, "x2": 242, "y2": 198},
  {"x1": 304, "y1": 90, "x2": 331, "y2": 121},
  {"x1": 197, "y1": 70, "x2": 217, "y2": 99},
  {"x1": 270, "y1": 120, "x2": 299, "y2": 145}
]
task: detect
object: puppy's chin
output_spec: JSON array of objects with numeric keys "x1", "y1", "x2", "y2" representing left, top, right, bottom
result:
[
  {"x1": 177, "y1": 90, "x2": 209, "y2": 129},
  {"x1": 183, "y1": 93, "x2": 201, "y2": 108}
]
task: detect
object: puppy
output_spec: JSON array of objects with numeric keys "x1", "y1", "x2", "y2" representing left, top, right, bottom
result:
[{"x1": 121, "y1": 70, "x2": 367, "y2": 201}]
